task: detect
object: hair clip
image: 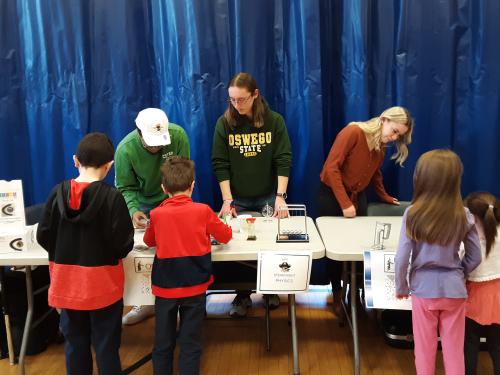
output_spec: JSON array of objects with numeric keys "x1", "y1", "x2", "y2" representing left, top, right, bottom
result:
[{"x1": 488, "y1": 204, "x2": 495, "y2": 210}]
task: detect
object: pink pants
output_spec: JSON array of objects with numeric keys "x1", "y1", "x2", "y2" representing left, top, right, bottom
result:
[{"x1": 411, "y1": 296, "x2": 466, "y2": 375}]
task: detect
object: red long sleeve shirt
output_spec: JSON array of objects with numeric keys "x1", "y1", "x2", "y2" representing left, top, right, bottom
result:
[
  {"x1": 320, "y1": 124, "x2": 393, "y2": 209},
  {"x1": 144, "y1": 194, "x2": 232, "y2": 298}
]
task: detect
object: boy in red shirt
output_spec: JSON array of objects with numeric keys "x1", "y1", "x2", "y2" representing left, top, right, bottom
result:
[
  {"x1": 144, "y1": 156, "x2": 232, "y2": 375},
  {"x1": 37, "y1": 133, "x2": 134, "y2": 374}
]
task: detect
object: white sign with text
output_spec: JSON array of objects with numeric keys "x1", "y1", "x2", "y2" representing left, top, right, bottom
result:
[
  {"x1": 0, "y1": 180, "x2": 27, "y2": 253},
  {"x1": 257, "y1": 251, "x2": 312, "y2": 294},
  {"x1": 123, "y1": 251, "x2": 155, "y2": 306}
]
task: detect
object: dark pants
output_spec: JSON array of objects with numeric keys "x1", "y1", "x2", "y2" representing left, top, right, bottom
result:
[
  {"x1": 59, "y1": 299, "x2": 123, "y2": 375},
  {"x1": 464, "y1": 317, "x2": 500, "y2": 375},
  {"x1": 153, "y1": 293, "x2": 206, "y2": 375},
  {"x1": 212, "y1": 261, "x2": 256, "y2": 299},
  {"x1": 233, "y1": 192, "x2": 276, "y2": 215},
  {"x1": 318, "y1": 182, "x2": 367, "y2": 291}
]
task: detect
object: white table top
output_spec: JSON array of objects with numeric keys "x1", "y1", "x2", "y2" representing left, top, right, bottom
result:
[
  {"x1": 0, "y1": 217, "x2": 325, "y2": 266},
  {"x1": 133, "y1": 216, "x2": 325, "y2": 261},
  {"x1": 316, "y1": 216, "x2": 403, "y2": 261},
  {"x1": 0, "y1": 243, "x2": 48, "y2": 266}
]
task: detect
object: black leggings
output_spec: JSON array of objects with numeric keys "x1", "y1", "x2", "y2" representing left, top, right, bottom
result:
[
  {"x1": 318, "y1": 182, "x2": 367, "y2": 291},
  {"x1": 464, "y1": 317, "x2": 500, "y2": 375}
]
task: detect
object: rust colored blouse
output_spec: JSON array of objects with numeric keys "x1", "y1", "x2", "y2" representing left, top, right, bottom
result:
[{"x1": 320, "y1": 124, "x2": 393, "y2": 209}]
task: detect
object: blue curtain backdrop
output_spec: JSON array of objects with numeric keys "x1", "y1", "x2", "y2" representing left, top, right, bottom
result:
[{"x1": 1, "y1": 0, "x2": 499, "y2": 215}]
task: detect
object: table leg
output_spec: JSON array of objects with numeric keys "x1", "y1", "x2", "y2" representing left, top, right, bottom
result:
[
  {"x1": 0, "y1": 267, "x2": 16, "y2": 365},
  {"x1": 288, "y1": 297, "x2": 292, "y2": 325},
  {"x1": 289, "y1": 294, "x2": 300, "y2": 375},
  {"x1": 5, "y1": 314, "x2": 15, "y2": 365},
  {"x1": 264, "y1": 294, "x2": 271, "y2": 351},
  {"x1": 350, "y1": 261, "x2": 360, "y2": 375},
  {"x1": 18, "y1": 266, "x2": 33, "y2": 375}
]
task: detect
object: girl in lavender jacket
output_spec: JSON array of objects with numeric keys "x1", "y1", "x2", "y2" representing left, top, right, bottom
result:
[{"x1": 395, "y1": 149, "x2": 481, "y2": 375}]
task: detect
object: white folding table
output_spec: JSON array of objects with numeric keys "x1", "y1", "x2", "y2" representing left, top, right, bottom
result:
[
  {"x1": 2, "y1": 216, "x2": 325, "y2": 375},
  {"x1": 127, "y1": 216, "x2": 325, "y2": 375},
  {"x1": 315, "y1": 216, "x2": 403, "y2": 375},
  {"x1": 0, "y1": 243, "x2": 48, "y2": 375}
]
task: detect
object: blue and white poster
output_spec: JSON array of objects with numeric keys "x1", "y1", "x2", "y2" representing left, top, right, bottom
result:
[{"x1": 364, "y1": 250, "x2": 411, "y2": 310}]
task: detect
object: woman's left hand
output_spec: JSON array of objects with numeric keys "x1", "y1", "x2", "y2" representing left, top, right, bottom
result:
[
  {"x1": 273, "y1": 196, "x2": 289, "y2": 218},
  {"x1": 391, "y1": 197, "x2": 400, "y2": 205}
]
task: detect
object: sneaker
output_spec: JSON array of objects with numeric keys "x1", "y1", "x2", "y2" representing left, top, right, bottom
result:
[
  {"x1": 229, "y1": 295, "x2": 252, "y2": 318},
  {"x1": 122, "y1": 305, "x2": 155, "y2": 325},
  {"x1": 266, "y1": 294, "x2": 280, "y2": 310}
]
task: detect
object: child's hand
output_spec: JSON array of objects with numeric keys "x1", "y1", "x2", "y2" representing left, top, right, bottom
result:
[{"x1": 395, "y1": 293, "x2": 409, "y2": 299}]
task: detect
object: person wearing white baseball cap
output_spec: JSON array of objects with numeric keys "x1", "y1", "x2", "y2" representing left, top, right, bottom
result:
[
  {"x1": 115, "y1": 107, "x2": 190, "y2": 325},
  {"x1": 135, "y1": 108, "x2": 171, "y2": 147}
]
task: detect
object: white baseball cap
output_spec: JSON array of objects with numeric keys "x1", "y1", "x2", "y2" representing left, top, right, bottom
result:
[{"x1": 135, "y1": 108, "x2": 171, "y2": 146}]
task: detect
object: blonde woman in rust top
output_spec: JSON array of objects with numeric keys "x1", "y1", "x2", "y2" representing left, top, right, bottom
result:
[{"x1": 319, "y1": 106, "x2": 413, "y2": 314}]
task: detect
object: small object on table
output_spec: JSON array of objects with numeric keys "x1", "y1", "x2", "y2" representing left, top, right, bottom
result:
[
  {"x1": 133, "y1": 244, "x2": 150, "y2": 251},
  {"x1": 261, "y1": 203, "x2": 274, "y2": 222},
  {"x1": 371, "y1": 222, "x2": 392, "y2": 250},
  {"x1": 139, "y1": 218, "x2": 150, "y2": 226},
  {"x1": 246, "y1": 217, "x2": 256, "y2": 241},
  {"x1": 276, "y1": 204, "x2": 310, "y2": 243}
]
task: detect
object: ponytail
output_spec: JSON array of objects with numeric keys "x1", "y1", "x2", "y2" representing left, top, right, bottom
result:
[
  {"x1": 465, "y1": 193, "x2": 500, "y2": 256},
  {"x1": 483, "y1": 201, "x2": 499, "y2": 256}
]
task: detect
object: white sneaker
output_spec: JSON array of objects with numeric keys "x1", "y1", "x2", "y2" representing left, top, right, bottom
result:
[{"x1": 122, "y1": 305, "x2": 155, "y2": 325}]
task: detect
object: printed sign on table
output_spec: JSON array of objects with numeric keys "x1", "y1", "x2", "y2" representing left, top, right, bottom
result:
[
  {"x1": 123, "y1": 251, "x2": 155, "y2": 306},
  {"x1": 257, "y1": 251, "x2": 312, "y2": 294},
  {"x1": 0, "y1": 180, "x2": 27, "y2": 253},
  {"x1": 364, "y1": 250, "x2": 411, "y2": 310}
]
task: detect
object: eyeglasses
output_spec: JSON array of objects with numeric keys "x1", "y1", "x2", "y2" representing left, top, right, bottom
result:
[{"x1": 228, "y1": 95, "x2": 253, "y2": 105}]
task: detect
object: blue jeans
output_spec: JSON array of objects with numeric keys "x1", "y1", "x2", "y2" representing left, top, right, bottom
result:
[
  {"x1": 140, "y1": 202, "x2": 157, "y2": 216},
  {"x1": 153, "y1": 293, "x2": 206, "y2": 375},
  {"x1": 233, "y1": 192, "x2": 276, "y2": 215},
  {"x1": 59, "y1": 299, "x2": 123, "y2": 375}
]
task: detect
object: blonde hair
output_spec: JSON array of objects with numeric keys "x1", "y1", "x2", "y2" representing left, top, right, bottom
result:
[
  {"x1": 354, "y1": 106, "x2": 413, "y2": 165},
  {"x1": 406, "y1": 149, "x2": 468, "y2": 246}
]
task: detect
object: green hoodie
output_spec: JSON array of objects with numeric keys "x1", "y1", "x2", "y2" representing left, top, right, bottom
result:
[
  {"x1": 115, "y1": 125, "x2": 190, "y2": 215},
  {"x1": 212, "y1": 107, "x2": 292, "y2": 199}
]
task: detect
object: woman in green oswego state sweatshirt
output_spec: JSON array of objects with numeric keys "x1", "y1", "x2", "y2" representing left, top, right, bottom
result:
[
  {"x1": 211, "y1": 72, "x2": 292, "y2": 318},
  {"x1": 212, "y1": 72, "x2": 292, "y2": 218}
]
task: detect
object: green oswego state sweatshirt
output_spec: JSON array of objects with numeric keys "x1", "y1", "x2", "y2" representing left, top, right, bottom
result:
[
  {"x1": 212, "y1": 108, "x2": 292, "y2": 199},
  {"x1": 115, "y1": 125, "x2": 190, "y2": 215}
]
